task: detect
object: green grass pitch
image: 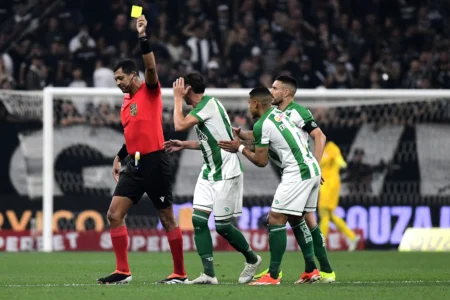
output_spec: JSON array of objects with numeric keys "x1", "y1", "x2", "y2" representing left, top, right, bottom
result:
[{"x1": 1, "y1": 251, "x2": 449, "y2": 300}]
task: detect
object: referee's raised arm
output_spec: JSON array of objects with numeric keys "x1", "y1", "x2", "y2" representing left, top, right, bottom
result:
[{"x1": 136, "y1": 15, "x2": 158, "y2": 87}]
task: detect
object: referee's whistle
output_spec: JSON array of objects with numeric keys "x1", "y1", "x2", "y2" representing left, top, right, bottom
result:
[{"x1": 134, "y1": 151, "x2": 140, "y2": 167}]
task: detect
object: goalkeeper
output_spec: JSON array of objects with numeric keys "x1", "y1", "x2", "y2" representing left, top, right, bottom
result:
[{"x1": 319, "y1": 140, "x2": 360, "y2": 251}]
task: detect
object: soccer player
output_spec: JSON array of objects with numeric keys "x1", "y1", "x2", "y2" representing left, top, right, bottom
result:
[
  {"x1": 218, "y1": 87, "x2": 321, "y2": 285},
  {"x1": 319, "y1": 140, "x2": 360, "y2": 251},
  {"x1": 97, "y1": 15, "x2": 187, "y2": 285},
  {"x1": 271, "y1": 75, "x2": 335, "y2": 282},
  {"x1": 164, "y1": 74, "x2": 262, "y2": 284},
  {"x1": 238, "y1": 76, "x2": 335, "y2": 283}
]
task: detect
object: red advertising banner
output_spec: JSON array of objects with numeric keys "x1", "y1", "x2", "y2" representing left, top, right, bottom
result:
[{"x1": 0, "y1": 229, "x2": 364, "y2": 252}]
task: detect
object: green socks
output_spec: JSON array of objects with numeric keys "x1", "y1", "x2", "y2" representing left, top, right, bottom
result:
[
  {"x1": 291, "y1": 220, "x2": 317, "y2": 272},
  {"x1": 310, "y1": 225, "x2": 333, "y2": 273},
  {"x1": 268, "y1": 224, "x2": 287, "y2": 279},
  {"x1": 216, "y1": 221, "x2": 258, "y2": 264},
  {"x1": 192, "y1": 210, "x2": 215, "y2": 277}
]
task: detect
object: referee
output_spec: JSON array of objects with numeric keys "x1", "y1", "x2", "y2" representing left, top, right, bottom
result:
[{"x1": 97, "y1": 15, "x2": 187, "y2": 285}]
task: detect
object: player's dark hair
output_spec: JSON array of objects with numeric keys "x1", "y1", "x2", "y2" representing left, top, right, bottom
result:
[
  {"x1": 114, "y1": 59, "x2": 138, "y2": 75},
  {"x1": 275, "y1": 75, "x2": 298, "y2": 91},
  {"x1": 249, "y1": 87, "x2": 273, "y2": 105},
  {"x1": 183, "y1": 73, "x2": 206, "y2": 93}
]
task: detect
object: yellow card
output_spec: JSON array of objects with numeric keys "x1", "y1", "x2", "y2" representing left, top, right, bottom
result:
[{"x1": 131, "y1": 5, "x2": 142, "y2": 18}]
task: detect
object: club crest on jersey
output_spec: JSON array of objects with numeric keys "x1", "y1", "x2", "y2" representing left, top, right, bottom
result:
[
  {"x1": 274, "y1": 113, "x2": 285, "y2": 122},
  {"x1": 130, "y1": 103, "x2": 137, "y2": 116}
]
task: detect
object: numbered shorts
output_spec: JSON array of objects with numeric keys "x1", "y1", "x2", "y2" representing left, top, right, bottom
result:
[
  {"x1": 319, "y1": 183, "x2": 340, "y2": 211},
  {"x1": 271, "y1": 175, "x2": 321, "y2": 216},
  {"x1": 193, "y1": 174, "x2": 243, "y2": 221}
]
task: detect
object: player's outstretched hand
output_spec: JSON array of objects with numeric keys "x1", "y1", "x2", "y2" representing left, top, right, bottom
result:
[
  {"x1": 173, "y1": 77, "x2": 191, "y2": 99},
  {"x1": 136, "y1": 15, "x2": 147, "y2": 35},
  {"x1": 218, "y1": 130, "x2": 241, "y2": 153},
  {"x1": 112, "y1": 157, "x2": 121, "y2": 182},
  {"x1": 164, "y1": 139, "x2": 184, "y2": 153}
]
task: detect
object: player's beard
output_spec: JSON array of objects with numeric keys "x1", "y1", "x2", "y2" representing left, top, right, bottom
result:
[{"x1": 272, "y1": 97, "x2": 282, "y2": 106}]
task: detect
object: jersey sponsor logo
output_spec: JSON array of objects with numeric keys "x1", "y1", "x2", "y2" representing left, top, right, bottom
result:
[
  {"x1": 130, "y1": 103, "x2": 137, "y2": 116},
  {"x1": 196, "y1": 128, "x2": 208, "y2": 142},
  {"x1": 224, "y1": 207, "x2": 230, "y2": 212},
  {"x1": 274, "y1": 113, "x2": 285, "y2": 122},
  {"x1": 279, "y1": 124, "x2": 286, "y2": 131}
]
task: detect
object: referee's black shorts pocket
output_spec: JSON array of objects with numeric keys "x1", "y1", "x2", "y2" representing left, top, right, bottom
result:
[
  {"x1": 144, "y1": 152, "x2": 174, "y2": 210},
  {"x1": 113, "y1": 171, "x2": 145, "y2": 204}
]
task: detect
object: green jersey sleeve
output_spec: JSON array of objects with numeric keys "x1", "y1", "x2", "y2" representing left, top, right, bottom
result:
[
  {"x1": 188, "y1": 98, "x2": 213, "y2": 123},
  {"x1": 253, "y1": 119, "x2": 270, "y2": 147},
  {"x1": 290, "y1": 105, "x2": 315, "y2": 128}
]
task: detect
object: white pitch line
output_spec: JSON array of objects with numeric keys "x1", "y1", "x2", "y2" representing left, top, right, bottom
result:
[{"x1": 2, "y1": 280, "x2": 450, "y2": 288}]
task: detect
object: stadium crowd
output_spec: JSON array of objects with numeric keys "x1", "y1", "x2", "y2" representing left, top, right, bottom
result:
[{"x1": 0, "y1": 0, "x2": 449, "y2": 92}]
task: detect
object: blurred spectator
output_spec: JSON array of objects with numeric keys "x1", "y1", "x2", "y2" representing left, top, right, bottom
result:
[
  {"x1": 1, "y1": 52, "x2": 14, "y2": 77},
  {"x1": 260, "y1": 30, "x2": 280, "y2": 73},
  {"x1": 228, "y1": 27, "x2": 254, "y2": 73},
  {"x1": 0, "y1": 56, "x2": 15, "y2": 89},
  {"x1": 327, "y1": 57, "x2": 353, "y2": 89},
  {"x1": 72, "y1": 35, "x2": 98, "y2": 85},
  {"x1": 13, "y1": 0, "x2": 31, "y2": 24},
  {"x1": 238, "y1": 59, "x2": 260, "y2": 88},
  {"x1": 205, "y1": 60, "x2": 225, "y2": 88},
  {"x1": 186, "y1": 20, "x2": 219, "y2": 72},
  {"x1": 26, "y1": 54, "x2": 46, "y2": 90},
  {"x1": 69, "y1": 24, "x2": 96, "y2": 53},
  {"x1": 297, "y1": 56, "x2": 324, "y2": 89},
  {"x1": 93, "y1": 58, "x2": 115, "y2": 88},
  {"x1": 166, "y1": 34, "x2": 184, "y2": 63},
  {"x1": 69, "y1": 68, "x2": 87, "y2": 88},
  {"x1": 59, "y1": 101, "x2": 85, "y2": 126}
]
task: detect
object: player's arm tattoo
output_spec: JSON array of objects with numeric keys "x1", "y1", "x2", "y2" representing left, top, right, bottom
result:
[{"x1": 241, "y1": 140, "x2": 255, "y2": 151}]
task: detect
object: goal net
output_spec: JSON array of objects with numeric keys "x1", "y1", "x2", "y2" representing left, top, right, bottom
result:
[{"x1": 1, "y1": 88, "x2": 449, "y2": 252}]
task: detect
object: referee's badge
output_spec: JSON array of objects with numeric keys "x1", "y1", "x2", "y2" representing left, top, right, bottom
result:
[{"x1": 130, "y1": 103, "x2": 137, "y2": 116}]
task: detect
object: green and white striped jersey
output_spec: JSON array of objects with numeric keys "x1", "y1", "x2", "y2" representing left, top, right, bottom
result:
[
  {"x1": 189, "y1": 95, "x2": 242, "y2": 181},
  {"x1": 253, "y1": 108, "x2": 320, "y2": 181},
  {"x1": 282, "y1": 101, "x2": 317, "y2": 143}
]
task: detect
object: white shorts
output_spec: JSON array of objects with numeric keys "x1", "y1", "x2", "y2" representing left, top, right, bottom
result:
[
  {"x1": 271, "y1": 176, "x2": 320, "y2": 216},
  {"x1": 193, "y1": 174, "x2": 243, "y2": 221}
]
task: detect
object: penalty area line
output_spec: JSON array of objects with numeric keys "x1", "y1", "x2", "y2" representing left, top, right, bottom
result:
[{"x1": 2, "y1": 280, "x2": 450, "y2": 288}]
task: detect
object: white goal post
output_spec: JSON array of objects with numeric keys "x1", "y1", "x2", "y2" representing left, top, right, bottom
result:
[{"x1": 39, "y1": 87, "x2": 450, "y2": 252}]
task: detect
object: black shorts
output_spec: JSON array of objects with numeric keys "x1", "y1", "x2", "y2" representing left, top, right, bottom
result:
[{"x1": 113, "y1": 150, "x2": 173, "y2": 210}]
